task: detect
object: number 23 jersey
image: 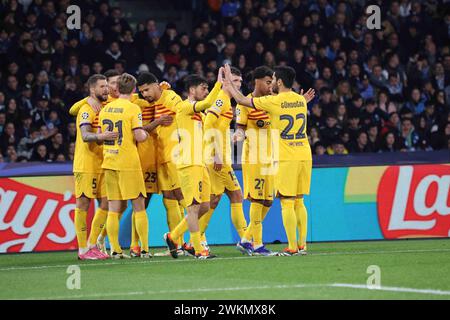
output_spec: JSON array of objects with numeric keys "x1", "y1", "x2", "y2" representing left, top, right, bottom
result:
[
  {"x1": 99, "y1": 98, "x2": 144, "y2": 171},
  {"x1": 252, "y1": 91, "x2": 312, "y2": 161}
]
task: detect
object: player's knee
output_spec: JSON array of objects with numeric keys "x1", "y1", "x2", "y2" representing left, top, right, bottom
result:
[
  {"x1": 162, "y1": 190, "x2": 176, "y2": 200},
  {"x1": 76, "y1": 196, "x2": 90, "y2": 211},
  {"x1": 229, "y1": 190, "x2": 243, "y2": 203},
  {"x1": 99, "y1": 198, "x2": 109, "y2": 211},
  {"x1": 263, "y1": 200, "x2": 273, "y2": 207},
  {"x1": 210, "y1": 196, "x2": 219, "y2": 209}
]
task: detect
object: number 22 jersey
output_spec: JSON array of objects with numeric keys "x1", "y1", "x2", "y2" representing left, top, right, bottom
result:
[{"x1": 251, "y1": 91, "x2": 312, "y2": 161}]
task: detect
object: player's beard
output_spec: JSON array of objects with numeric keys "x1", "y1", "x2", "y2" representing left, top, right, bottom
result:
[{"x1": 96, "y1": 93, "x2": 108, "y2": 102}]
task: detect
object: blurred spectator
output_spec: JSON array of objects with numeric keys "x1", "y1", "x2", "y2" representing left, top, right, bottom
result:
[{"x1": 0, "y1": 0, "x2": 447, "y2": 163}]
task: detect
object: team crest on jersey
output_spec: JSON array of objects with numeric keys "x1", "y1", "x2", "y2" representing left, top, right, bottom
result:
[
  {"x1": 215, "y1": 99, "x2": 223, "y2": 107},
  {"x1": 256, "y1": 120, "x2": 265, "y2": 128},
  {"x1": 81, "y1": 112, "x2": 89, "y2": 120}
]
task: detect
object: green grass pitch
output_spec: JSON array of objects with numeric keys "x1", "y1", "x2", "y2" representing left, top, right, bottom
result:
[{"x1": 1, "y1": 239, "x2": 450, "y2": 300}]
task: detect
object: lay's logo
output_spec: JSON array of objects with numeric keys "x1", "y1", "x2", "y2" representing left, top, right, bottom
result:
[{"x1": 377, "y1": 165, "x2": 450, "y2": 239}]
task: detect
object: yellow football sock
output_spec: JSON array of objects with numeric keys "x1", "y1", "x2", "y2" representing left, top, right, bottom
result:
[
  {"x1": 106, "y1": 211, "x2": 121, "y2": 253},
  {"x1": 242, "y1": 203, "x2": 269, "y2": 242},
  {"x1": 130, "y1": 212, "x2": 139, "y2": 248},
  {"x1": 262, "y1": 205, "x2": 270, "y2": 220},
  {"x1": 249, "y1": 202, "x2": 264, "y2": 246},
  {"x1": 100, "y1": 224, "x2": 108, "y2": 239},
  {"x1": 163, "y1": 198, "x2": 182, "y2": 231},
  {"x1": 88, "y1": 208, "x2": 107, "y2": 246},
  {"x1": 230, "y1": 203, "x2": 247, "y2": 238},
  {"x1": 280, "y1": 199, "x2": 297, "y2": 251},
  {"x1": 190, "y1": 231, "x2": 202, "y2": 254},
  {"x1": 134, "y1": 210, "x2": 149, "y2": 252},
  {"x1": 74, "y1": 208, "x2": 87, "y2": 250},
  {"x1": 171, "y1": 218, "x2": 189, "y2": 244},
  {"x1": 178, "y1": 204, "x2": 185, "y2": 245},
  {"x1": 295, "y1": 198, "x2": 308, "y2": 248},
  {"x1": 199, "y1": 208, "x2": 214, "y2": 242}
]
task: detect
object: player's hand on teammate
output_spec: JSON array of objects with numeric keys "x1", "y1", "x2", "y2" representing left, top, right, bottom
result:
[
  {"x1": 301, "y1": 88, "x2": 316, "y2": 103},
  {"x1": 99, "y1": 130, "x2": 119, "y2": 142},
  {"x1": 87, "y1": 96, "x2": 102, "y2": 113},
  {"x1": 158, "y1": 114, "x2": 173, "y2": 126},
  {"x1": 159, "y1": 81, "x2": 171, "y2": 90}
]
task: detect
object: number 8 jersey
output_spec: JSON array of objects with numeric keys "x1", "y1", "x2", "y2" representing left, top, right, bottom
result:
[
  {"x1": 99, "y1": 98, "x2": 144, "y2": 171},
  {"x1": 251, "y1": 91, "x2": 312, "y2": 161}
]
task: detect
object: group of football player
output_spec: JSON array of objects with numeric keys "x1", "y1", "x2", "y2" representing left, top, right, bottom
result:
[{"x1": 71, "y1": 63, "x2": 315, "y2": 260}]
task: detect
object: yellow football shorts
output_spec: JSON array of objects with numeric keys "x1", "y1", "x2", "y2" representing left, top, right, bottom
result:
[
  {"x1": 242, "y1": 163, "x2": 274, "y2": 201},
  {"x1": 74, "y1": 172, "x2": 106, "y2": 199},
  {"x1": 207, "y1": 164, "x2": 241, "y2": 195},
  {"x1": 104, "y1": 169, "x2": 147, "y2": 200},
  {"x1": 157, "y1": 161, "x2": 181, "y2": 191},
  {"x1": 142, "y1": 166, "x2": 158, "y2": 194},
  {"x1": 275, "y1": 160, "x2": 312, "y2": 197},
  {"x1": 178, "y1": 166, "x2": 211, "y2": 206}
]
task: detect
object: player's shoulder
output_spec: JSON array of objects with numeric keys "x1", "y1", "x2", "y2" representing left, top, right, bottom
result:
[
  {"x1": 164, "y1": 89, "x2": 182, "y2": 102},
  {"x1": 78, "y1": 103, "x2": 94, "y2": 119}
]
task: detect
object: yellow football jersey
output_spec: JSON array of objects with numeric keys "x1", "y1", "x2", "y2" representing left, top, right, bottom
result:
[
  {"x1": 176, "y1": 82, "x2": 222, "y2": 168},
  {"x1": 99, "y1": 98, "x2": 143, "y2": 171},
  {"x1": 73, "y1": 104, "x2": 103, "y2": 173},
  {"x1": 252, "y1": 91, "x2": 311, "y2": 161},
  {"x1": 236, "y1": 94, "x2": 271, "y2": 165},
  {"x1": 153, "y1": 89, "x2": 183, "y2": 164},
  {"x1": 132, "y1": 93, "x2": 158, "y2": 169},
  {"x1": 204, "y1": 90, "x2": 233, "y2": 165}
]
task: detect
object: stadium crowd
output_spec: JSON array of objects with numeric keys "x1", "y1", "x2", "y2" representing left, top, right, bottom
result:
[{"x1": 0, "y1": 0, "x2": 449, "y2": 163}]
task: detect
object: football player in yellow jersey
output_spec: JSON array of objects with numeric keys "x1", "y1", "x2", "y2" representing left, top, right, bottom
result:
[
  {"x1": 223, "y1": 64, "x2": 315, "y2": 256},
  {"x1": 69, "y1": 70, "x2": 171, "y2": 256},
  {"x1": 136, "y1": 72, "x2": 186, "y2": 252},
  {"x1": 202, "y1": 67, "x2": 248, "y2": 247},
  {"x1": 73, "y1": 74, "x2": 118, "y2": 260},
  {"x1": 164, "y1": 70, "x2": 224, "y2": 259},
  {"x1": 98, "y1": 73, "x2": 150, "y2": 259},
  {"x1": 233, "y1": 66, "x2": 275, "y2": 256}
]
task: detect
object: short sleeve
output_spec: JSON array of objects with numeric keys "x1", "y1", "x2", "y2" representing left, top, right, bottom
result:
[
  {"x1": 131, "y1": 104, "x2": 143, "y2": 129},
  {"x1": 78, "y1": 105, "x2": 95, "y2": 127},
  {"x1": 251, "y1": 95, "x2": 278, "y2": 113},
  {"x1": 236, "y1": 104, "x2": 249, "y2": 125}
]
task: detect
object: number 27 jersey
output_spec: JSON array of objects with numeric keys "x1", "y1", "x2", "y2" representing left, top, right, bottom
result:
[
  {"x1": 99, "y1": 98, "x2": 143, "y2": 171},
  {"x1": 252, "y1": 91, "x2": 312, "y2": 161}
]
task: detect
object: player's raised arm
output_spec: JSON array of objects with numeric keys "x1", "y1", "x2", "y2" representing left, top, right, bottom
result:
[
  {"x1": 223, "y1": 64, "x2": 254, "y2": 108},
  {"x1": 69, "y1": 97, "x2": 89, "y2": 116},
  {"x1": 192, "y1": 68, "x2": 224, "y2": 113}
]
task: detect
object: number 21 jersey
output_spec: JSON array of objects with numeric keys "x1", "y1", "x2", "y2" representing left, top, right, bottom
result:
[{"x1": 99, "y1": 98, "x2": 144, "y2": 171}]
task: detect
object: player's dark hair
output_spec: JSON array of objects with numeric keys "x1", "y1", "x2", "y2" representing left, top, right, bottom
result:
[
  {"x1": 273, "y1": 66, "x2": 296, "y2": 88},
  {"x1": 118, "y1": 73, "x2": 136, "y2": 94},
  {"x1": 230, "y1": 66, "x2": 241, "y2": 77},
  {"x1": 136, "y1": 71, "x2": 159, "y2": 86},
  {"x1": 184, "y1": 74, "x2": 208, "y2": 91},
  {"x1": 252, "y1": 66, "x2": 273, "y2": 80},
  {"x1": 103, "y1": 69, "x2": 120, "y2": 80},
  {"x1": 87, "y1": 74, "x2": 106, "y2": 89}
]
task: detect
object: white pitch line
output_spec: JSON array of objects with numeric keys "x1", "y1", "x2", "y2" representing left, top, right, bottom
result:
[
  {"x1": 331, "y1": 283, "x2": 450, "y2": 296},
  {"x1": 1, "y1": 248, "x2": 450, "y2": 272},
  {"x1": 18, "y1": 282, "x2": 450, "y2": 300}
]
